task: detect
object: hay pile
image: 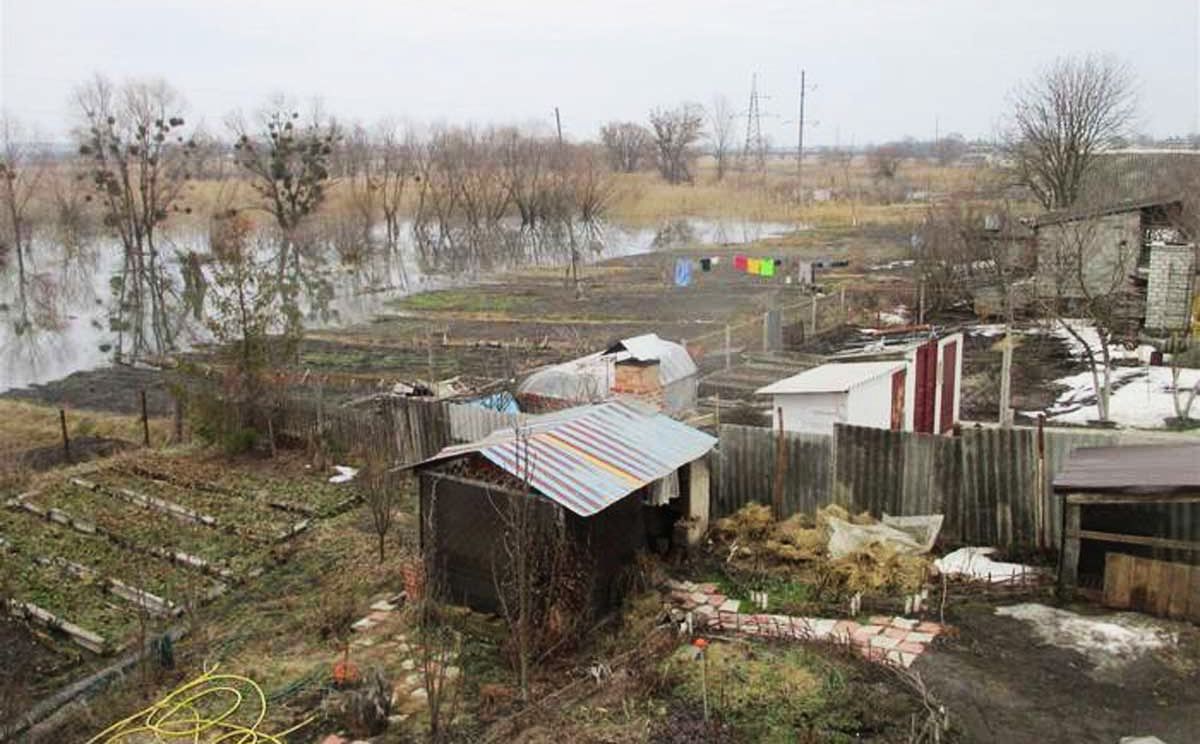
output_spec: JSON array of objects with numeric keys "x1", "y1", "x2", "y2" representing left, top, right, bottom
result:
[{"x1": 711, "y1": 503, "x2": 931, "y2": 594}]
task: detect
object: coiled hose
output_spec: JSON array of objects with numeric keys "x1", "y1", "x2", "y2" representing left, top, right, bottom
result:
[{"x1": 86, "y1": 665, "x2": 314, "y2": 743}]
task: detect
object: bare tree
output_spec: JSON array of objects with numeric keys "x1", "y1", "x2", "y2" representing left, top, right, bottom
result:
[
  {"x1": 0, "y1": 116, "x2": 48, "y2": 335},
  {"x1": 489, "y1": 428, "x2": 592, "y2": 703},
  {"x1": 599, "y1": 121, "x2": 651, "y2": 174},
  {"x1": 707, "y1": 95, "x2": 738, "y2": 181},
  {"x1": 1038, "y1": 218, "x2": 1140, "y2": 421},
  {"x1": 74, "y1": 75, "x2": 197, "y2": 359},
  {"x1": 375, "y1": 120, "x2": 416, "y2": 268},
  {"x1": 1007, "y1": 55, "x2": 1137, "y2": 210},
  {"x1": 362, "y1": 459, "x2": 398, "y2": 564},
  {"x1": 230, "y1": 101, "x2": 339, "y2": 334},
  {"x1": 933, "y1": 132, "x2": 968, "y2": 166},
  {"x1": 649, "y1": 103, "x2": 705, "y2": 185}
]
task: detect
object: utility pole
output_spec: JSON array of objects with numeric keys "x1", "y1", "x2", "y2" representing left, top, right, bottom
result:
[
  {"x1": 554, "y1": 106, "x2": 581, "y2": 299},
  {"x1": 797, "y1": 69, "x2": 806, "y2": 201}
]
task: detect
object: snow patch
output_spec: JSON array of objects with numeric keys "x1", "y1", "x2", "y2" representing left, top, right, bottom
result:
[
  {"x1": 329, "y1": 465, "x2": 359, "y2": 484},
  {"x1": 995, "y1": 603, "x2": 1175, "y2": 672},
  {"x1": 1030, "y1": 366, "x2": 1200, "y2": 428}
]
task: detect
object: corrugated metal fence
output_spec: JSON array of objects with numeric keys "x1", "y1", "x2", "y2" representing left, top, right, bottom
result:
[{"x1": 713, "y1": 422, "x2": 1198, "y2": 551}]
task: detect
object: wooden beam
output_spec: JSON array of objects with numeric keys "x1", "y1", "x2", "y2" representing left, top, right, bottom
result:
[
  {"x1": 1064, "y1": 492, "x2": 1200, "y2": 505},
  {"x1": 1067, "y1": 528, "x2": 1200, "y2": 553}
]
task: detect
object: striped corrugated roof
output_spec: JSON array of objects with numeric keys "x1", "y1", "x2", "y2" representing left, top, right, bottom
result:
[{"x1": 416, "y1": 400, "x2": 716, "y2": 517}]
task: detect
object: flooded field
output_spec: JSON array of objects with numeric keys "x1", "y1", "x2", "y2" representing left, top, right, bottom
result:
[{"x1": 0, "y1": 218, "x2": 795, "y2": 395}]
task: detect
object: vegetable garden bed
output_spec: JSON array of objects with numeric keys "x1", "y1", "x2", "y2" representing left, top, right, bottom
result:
[
  {"x1": 0, "y1": 509, "x2": 224, "y2": 608},
  {"x1": 113, "y1": 457, "x2": 363, "y2": 517},
  {"x1": 25, "y1": 482, "x2": 264, "y2": 575},
  {"x1": 84, "y1": 472, "x2": 301, "y2": 542},
  {"x1": 0, "y1": 552, "x2": 146, "y2": 652}
]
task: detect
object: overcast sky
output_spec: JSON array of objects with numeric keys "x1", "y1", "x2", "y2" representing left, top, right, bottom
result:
[{"x1": 2, "y1": 0, "x2": 1198, "y2": 146}]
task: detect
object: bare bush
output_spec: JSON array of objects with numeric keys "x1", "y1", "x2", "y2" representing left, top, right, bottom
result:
[
  {"x1": 649, "y1": 103, "x2": 705, "y2": 184},
  {"x1": 599, "y1": 121, "x2": 651, "y2": 173}
]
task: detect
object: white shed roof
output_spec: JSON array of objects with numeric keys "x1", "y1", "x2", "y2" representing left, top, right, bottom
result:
[{"x1": 756, "y1": 361, "x2": 905, "y2": 395}]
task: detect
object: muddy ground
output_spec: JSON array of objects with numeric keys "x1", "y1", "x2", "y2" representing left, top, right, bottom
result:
[{"x1": 920, "y1": 600, "x2": 1200, "y2": 743}]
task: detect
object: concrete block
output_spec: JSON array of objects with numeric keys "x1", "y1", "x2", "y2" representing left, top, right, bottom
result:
[{"x1": 869, "y1": 634, "x2": 901, "y2": 650}]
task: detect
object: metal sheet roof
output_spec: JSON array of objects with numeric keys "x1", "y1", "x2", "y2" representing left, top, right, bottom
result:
[
  {"x1": 756, "y1": 361, "x2": 906, "y2": 396},
  {"x1": 1053, "y1": 443, "x2": 1200, "y2": 493},
  {"x1": 416, "y1": 400, "x2": 716, "y2": 517}
]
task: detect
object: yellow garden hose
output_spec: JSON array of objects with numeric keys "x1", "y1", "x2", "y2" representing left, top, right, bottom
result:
[{"x1": 86, "y1": 665, "x2": 314, "y2": 743}]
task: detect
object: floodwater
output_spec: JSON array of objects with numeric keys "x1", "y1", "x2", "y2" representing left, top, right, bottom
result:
[{"x1": 0, "y1": 218, "x2": 795, "y2": 394}]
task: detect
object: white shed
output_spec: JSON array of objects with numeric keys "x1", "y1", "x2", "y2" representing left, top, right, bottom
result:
[{"x1": 756, "y1": 361, "x2": 908, "y2": 436}]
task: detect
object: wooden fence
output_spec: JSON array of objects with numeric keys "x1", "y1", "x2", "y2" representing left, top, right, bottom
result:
[{"x1": 713, "y1": 422, "x2": 1198, "y2": 551}]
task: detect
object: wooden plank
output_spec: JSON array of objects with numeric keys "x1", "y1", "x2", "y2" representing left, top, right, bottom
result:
[
  {"x1": 1067, "y1": 529, "x2": 1200, "y2": 553},
  {"x1": 1146, "y1": 558, "x2": 1170, "y2": 617},
  {"x1": 1129, "y1": 555, "x2": 1152, "y2": 613},
  {"x1": 1059, "y1": 502, "x2": 1082, "y2": 598},
  {"x1": 1065, "y1": 492, "x2": 1200, "y2": 506},
  {"x1": 1167, "y1": 562, "x2": 1192, "y2": 620},
  {"x1": 1188, "y1": 567, "x2": 1200, "y2": 623},
  {"x1": 1103, "y1": 552, "x2": 1134, "y2": 609}
]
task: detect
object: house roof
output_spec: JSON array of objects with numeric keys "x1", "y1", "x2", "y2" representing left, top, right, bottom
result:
[
  {"x1": 1053, "y1": 443, "x2": 1200, "y2": 493},
  {"x1": 755, "y1": 361, "x2": 906, "y2": 396},
  {"x1": 1032, "y1": 195, "x2": 1183, "y2": 228},
  {"x1": 412, "y1": 400, "x2": 717, "y2": 517},
  {"x1": 518, "y1": 333, "x2": 697, "y2": 402}
]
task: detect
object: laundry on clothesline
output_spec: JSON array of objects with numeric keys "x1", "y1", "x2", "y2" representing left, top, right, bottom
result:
[{"x1": 674, "y1": 258, "x2": 693, "y2": 287}]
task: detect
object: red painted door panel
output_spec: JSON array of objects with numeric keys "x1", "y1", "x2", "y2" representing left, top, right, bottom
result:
[
  {"x1": 913, "y1": 341, "x2": 936, "y2": 433},
  {"x1": 940, "y1": 340, "x2": 957, "y2": 434}
]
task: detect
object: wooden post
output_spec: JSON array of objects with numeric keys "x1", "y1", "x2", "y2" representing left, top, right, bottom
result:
[
  {"x1": 918, "y1": 281, "x2": 926, "y2": 325},
  {"x1": 762, "y1": 312, "x2": 770, "y2": 352},
  {"x1": 59, "y1": 408, "x2": 70, "y2": 462},
  {"x1": 999, "y1": 323, "x2": 1014, "y2": 428},
  {"x1": 810, "y1": 295, "x2": 818, "y2": 335},
  {"x1": 140, "y1": 390, "x2": 150, "y2": 447},
  {"x1": 724, "y1": 324, "x2": 732, "y2": 370},
  {"x1": 772, "y1": 406, "x2": 787, "y2": 519},
  {"x1": 1059, "y1": 497, "x2": 1082, "y2": 599},
  {"x1": 715, "y1": 393, "x2": 721, "y2": 429},
  {"x1": 839, "y1": 285, "x2": 846, "y2": 317},
  {"x1": 1035, "y1": 414, "x2": 1046, "y2": 549}
]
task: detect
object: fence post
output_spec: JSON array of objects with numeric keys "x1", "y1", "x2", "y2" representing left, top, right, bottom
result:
[
  {"x1": 810, "y1": 296, "x2": 818, "y2": 335},
  {"x1": 772, "y1": 407, "x2": 787, "y2": 519},
  {"x1": 724, "y1": 324, "x2": 731, "y2": 370},
  {"x1": 60, "y1": 408, "x2": 70, "y2": 462},
  {"x1": 140, "y1": 390, "x2": 150, "y2": 447}
]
